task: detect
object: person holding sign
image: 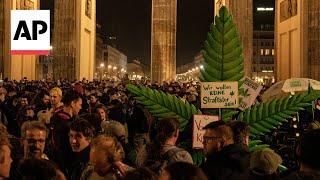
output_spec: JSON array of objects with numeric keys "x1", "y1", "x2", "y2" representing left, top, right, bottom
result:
[{"x1": 200, "y1": 121, "x2": 250, "y2": 180}]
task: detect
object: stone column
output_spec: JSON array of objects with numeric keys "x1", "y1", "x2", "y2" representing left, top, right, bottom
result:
[{"x1": 151, "y1": 0, "x2": 177, "y2": 83}]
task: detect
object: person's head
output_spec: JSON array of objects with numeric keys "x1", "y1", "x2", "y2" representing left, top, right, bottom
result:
[
  {"x1": 95, "y1": 104, "x2": 108, "y2": 121},
  {"x1": 50, "y1": 87, "x2": 63, "y2": 106},
  {"x1": 124, "y1": 168, "x2": 157, "y2": 180},
  {"x1": 156, "y1": 118, "x2": 180, "y2": 145},
  {"x1": 41, "y1": 92, "x2": 51, "y2": 105},
  {"x1": 101, "y1": 121, "x2": 126, "y2": 143},
  {"x1": 21, "y1": 121, "x2": 47, "y2": 159},
  {"x1": 90, "y1": 135, "x2": 124, "y2": 176},
  {"x1": 62, "y1": 90, "x2": 82, "y2": 116},
  {"x1": 20, "y1": 159, "x2": 66, "y2": 180},
  {"x1": 22, "y1": 105, "x2": 35, "y2": 119},
  {"x1": 20, "y1": 95, "x2": 29, "y2": 106},
  {"x1": 249, "y1": 148, "x2": 282, "y2": 179},
  {"x1": 298, "y1": 129, "x2": 320, "y2": 170},
  {"x1": 202, "y1": 121, "x2": 234, "y2": 156},
  {"x1": 89, "y1": 94, "x2": 98, "y2": 105},
  {"x1": 229, "y1": 121, "x2": 250, "y2": 146},
  {"x1": 159, "y1": 162, "x2": 208, "y2": 180},
  {"x1": 74, "y1": 83, "x2": 84, "y2": 95},
  {"x1": 186, "y1": 92, "x2": 197, "y2": 103},
  {"x1": 0, "y1": 133, "x2": 12, "y2": 178},
  {"x1": 69, "y1": 119, "x2": 94, "y2": 152}
]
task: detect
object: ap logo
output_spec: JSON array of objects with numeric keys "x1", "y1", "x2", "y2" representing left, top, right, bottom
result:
[{"x1": 11, "y1": 10, "x2": 50, "y2": 55}]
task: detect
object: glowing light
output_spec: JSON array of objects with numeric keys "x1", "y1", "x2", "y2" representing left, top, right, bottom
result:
[
  {"x1": 293, "y1": 124, "x2": 298, "y2": 128},
  {"x1": 100, "y1": 63, "x2": 105, "y2": 68},
  {"x1": 293, "y1": 117, "x2": 297, "y2": 122},
  {"x1": 257, "y1": 7, "x2": 274, "y2": 11},
  {"x1": 296, "y1": 133, "x2": 300, "y2": 137},
  {"x1": 108, "y1": 65, "x2": 112, "y2": 69},
  {"x1": 200, "y1": 65, "x2": 204, "y2": 69}
]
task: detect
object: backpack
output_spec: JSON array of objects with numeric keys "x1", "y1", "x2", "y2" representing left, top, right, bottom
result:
[{"x1": 144, "y1": 147, "x2": 183, "y2": 175}]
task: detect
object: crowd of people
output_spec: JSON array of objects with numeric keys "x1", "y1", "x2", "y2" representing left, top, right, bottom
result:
[{"x1": 0, "y1": 78, "x2": 319, "y2": 180}]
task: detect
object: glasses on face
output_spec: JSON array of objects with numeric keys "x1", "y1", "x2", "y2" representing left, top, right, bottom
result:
[
  {"x1": 26, "y1": 138, "x2": 45, "y2": 145},
  {"x1": 203, "y1": 136, "x2": 222, "y2": 143}
]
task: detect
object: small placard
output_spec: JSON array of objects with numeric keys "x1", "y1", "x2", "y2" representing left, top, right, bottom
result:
[
  {"x1": 192, "y1": 114, "x2": 220, "y2": 149},
  {"x1": 201, "y1": 82, "x2": 238, "y2": 108},
  {"x1": 239, "y1": 77, "x2": 262, "y2": 110}
]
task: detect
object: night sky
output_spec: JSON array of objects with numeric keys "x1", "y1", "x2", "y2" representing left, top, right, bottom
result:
[{"x1": 97, "y1": 0, "x2": 214, "y2": 67}]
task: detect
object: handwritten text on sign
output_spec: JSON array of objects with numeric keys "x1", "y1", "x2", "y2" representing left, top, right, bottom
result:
[
  {"x1": 201, "y1": 82, "x2": 239, "y2": 108},
  {"x1": 239, "y1": 77, "x2": 262, "y2": 110},
  {"x1": 192, "y1": 115, "x2": 220, "y2": 149}
]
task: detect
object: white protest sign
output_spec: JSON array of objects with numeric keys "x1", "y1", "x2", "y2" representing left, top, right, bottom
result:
[
  {"x1": 192, "y1": 114, "x2": 220, "y2": 149},
  {"x1": 201, "y1": 82, "x2": 238, "y2": 108},
  {"x1": 239, "y1": 77, "x2": 262, "y2": 110}
]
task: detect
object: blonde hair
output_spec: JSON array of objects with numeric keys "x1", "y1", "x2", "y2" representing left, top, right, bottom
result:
[
  {"x1": 50, "y1": 87, "x2": 62, "y2": 97},
  {"x1": 91, "y1": 135, "x2": 124, "y2": 163}
]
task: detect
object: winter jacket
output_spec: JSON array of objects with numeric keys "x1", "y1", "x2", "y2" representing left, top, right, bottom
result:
[{"x1": 200, "y1": 143, "x2": 250, "y2": 180}]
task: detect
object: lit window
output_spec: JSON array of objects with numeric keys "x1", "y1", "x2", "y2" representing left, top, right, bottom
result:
[
  {"x1": 272, "y1": 49, "x2": 275, "y2": 56},
  {"x1": 260, "y1": 49, "x2": 264, "y2": 56},
  {"x1": 265, "y1": 49, "x2": 270, "y2": 55}
]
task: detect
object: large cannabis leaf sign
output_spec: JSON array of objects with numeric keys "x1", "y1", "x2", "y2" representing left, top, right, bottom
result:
[
  {"x1": 200, "y1": 6, "x2": 244, "y2": 83},
  {"x1": 126, "y1": 84, "x2": 202, "y2": 131},
  {"x1": 200, "y1": 6, "x2": 244, "y2": 121},
  {"x1": 238, "y1": 91, "x2": 320, "y2": 136}
]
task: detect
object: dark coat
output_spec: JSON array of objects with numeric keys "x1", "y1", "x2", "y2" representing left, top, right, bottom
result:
[
  {"x1": 200, "y1": 143, "x2": 250, "y2": 180},
  {"x1": 49, "y1": 109, "x2": 74, "y2": 173},
  {"x1": 69, "y1": 146, "x2": 91, "y2": 180}
]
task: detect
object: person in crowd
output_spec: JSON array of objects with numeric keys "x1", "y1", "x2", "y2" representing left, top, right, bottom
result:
[
  {"x1": 128, "y1": 102, "x2": 150, "y2": 151},
  {"x1": 80, "y1": 135, "x2": 129, "y2": 180},
  {"x1": 74, "y1": 83, "x2": 89, "y2": 114},
  {"x1": 313, "y1": 98, "x2": 320, "y2": 121},
  {"x1": 16, "y1": 105, "x2": 35, "y2": 129},
  {"x1": 282, "y1": 129, "x2": 320, "y2": 180},
  {"x1": 0, "y1": 87, "x2": 8, "y2": 127},
  {"x1": 101, "y1": 120, "x2": 132, "y2": 164},
  {"x1": 33, "y1": 90, "x2": 51, "y2": 115},
  {"x1": 50, "y1": 87, "x2": 64, "y2": 113},
  {"x1": 68, "y1": 119, "x2": 94, "y2": 180},
  {"x1": 229, "y1": 121, "x2": 250, "y2": 148},
  {"x1": 20, "y1": 121, "x2": 48, "y2": 160},
  {"x1": 95, "y1": 104, "x2": 109, "y2": 122},
  {"x1": 108, "y1": 99, "x2": 125, "y2": 124},
  {"x1": 9, "y1": 121, "x2": 48, "y2": 179},
  {"x1": 0, "y1": 131, "x2": 12, "y2": 180},
  {"x1": 136, "y1": 118, "x2": 193, "y2": 174},
  {"x1": 88, "y1": 93, "x2": 100, "y2": 113},
  {"x1": 50, "y1": 90, "x2": 82, "y2": 173},
  {"x1": 19, "y1": 158, "x2": 66, "y2": 180},
  {"x1": 249, "y1": 148, "x2": 282, "y2": 180},
  {"x1": 18, "y1": 95, "x2": 29, "y2": 108},
  {"x1": 200, "y1": 121, "x2": 250, "y2": 180},
  {"x1": 159, "y1": 162, "x2": 208, "y2": 180},
  {"x1": 124, "y1": 167, "x2": 157, "y2": 180}
]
